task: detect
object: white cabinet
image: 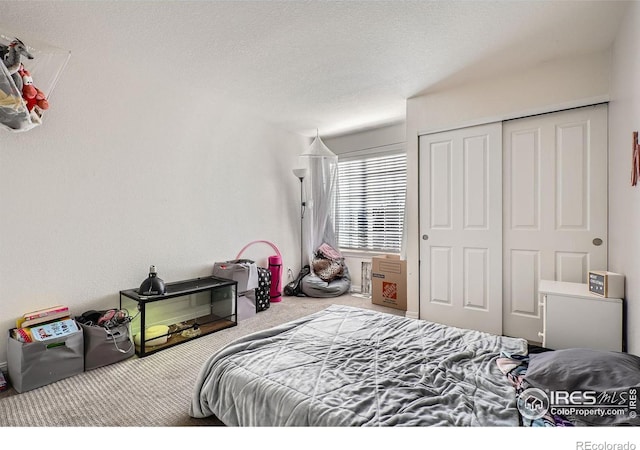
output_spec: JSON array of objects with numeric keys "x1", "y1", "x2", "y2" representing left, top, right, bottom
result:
[{"x1": 538, "y1": 280, "x2": 623, "y2": 352}]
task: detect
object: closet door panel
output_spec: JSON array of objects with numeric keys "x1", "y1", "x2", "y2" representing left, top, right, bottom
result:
[
  {"x1": 418, "y1": 104, "x2": 607, "y2": 341},
  {"x1": 556, "y1": 121, "x2": 589, "y2": 230},
  {"x1": 430, "y1": 141, "x2": 453, "y2": 229},
  {"x1": 509, "y1": 249, "x2": 540, "y2": 316},
  {"x1": 463, "y1": 135, "x2": 489, "y2": 229},
  {"x1": 419, "y1": 122, "x2": 502, "y2": 335},
  {"x1": 503, "y1": 104, "x2": 608, "y2": 342},
  {"x1": 510, "y1": 129, "x2": 540, "y2": 230}
]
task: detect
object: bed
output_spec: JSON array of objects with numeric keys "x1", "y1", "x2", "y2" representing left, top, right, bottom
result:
[
  {"x1": 190, "y1": 304, "x2": 640, "y2": 427},
  {"x1": 189, "y1": 304, "x2": 528, "y2": 426}
]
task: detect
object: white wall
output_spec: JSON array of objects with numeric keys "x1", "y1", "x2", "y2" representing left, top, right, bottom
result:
[
  {"x1": 0, "y1": 33, "x2": 306, "y2": 366},
  {"x1": 609, "y1": 1, "x2": 640, "y2": 355},
  {"x1": 405, "y1": 51, "x2": 611, "y2": 320}
]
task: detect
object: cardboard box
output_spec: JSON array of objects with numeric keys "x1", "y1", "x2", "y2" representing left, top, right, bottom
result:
[{"x1": 371, "y1": 255, "x2": 407, "y2": 311}]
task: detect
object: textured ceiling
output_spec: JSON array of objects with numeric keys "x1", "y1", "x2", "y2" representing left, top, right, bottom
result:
[{"x1": 0, "y1": 0, "x2": 630, "y2": 137}]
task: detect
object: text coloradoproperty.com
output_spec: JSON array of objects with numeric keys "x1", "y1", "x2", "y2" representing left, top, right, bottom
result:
[{"x1": 552, "y1": 407, "x2": 630, "y2": 417}]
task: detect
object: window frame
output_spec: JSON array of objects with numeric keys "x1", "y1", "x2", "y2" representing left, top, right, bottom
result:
[{"x1": 335, "y1": 142, "x2": 407, "y2": 254}]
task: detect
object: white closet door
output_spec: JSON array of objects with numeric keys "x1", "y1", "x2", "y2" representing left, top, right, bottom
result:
[
  {"x1": 418, "y1": 123, "x2": 503, "y2": 335},
  {"x1": 502, "y1": 104, "x2": 608, "y2": 342}
]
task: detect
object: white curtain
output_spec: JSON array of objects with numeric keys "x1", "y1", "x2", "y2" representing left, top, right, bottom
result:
[{"x1": 300, "y1": 134, "x2": 339, "y2": 272}]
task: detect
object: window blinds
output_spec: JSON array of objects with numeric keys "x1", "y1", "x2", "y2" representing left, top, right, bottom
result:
[{"x1": 336, "y1": 151, "x2": 407, "y2": 252}]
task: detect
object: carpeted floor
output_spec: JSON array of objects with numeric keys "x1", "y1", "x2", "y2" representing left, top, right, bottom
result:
[{"x1": 0, "y1": 294, "x2": 403, "y2": 427}]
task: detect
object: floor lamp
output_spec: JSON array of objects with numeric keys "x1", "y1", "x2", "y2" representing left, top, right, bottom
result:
[{"x1": 292, "y1": 168, "x2": 307, "y2": 270}]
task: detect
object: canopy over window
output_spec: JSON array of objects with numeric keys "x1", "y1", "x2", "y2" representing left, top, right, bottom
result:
[{"x1": 300, "y1": 132, "x2": 339, "y2": 270}]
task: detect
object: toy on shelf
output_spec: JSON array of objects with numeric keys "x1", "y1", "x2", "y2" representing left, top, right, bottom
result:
[
  {"x1": 0, "y1": 37, "x2": 33, "y2": 91},
  {"x1": 18, "y1": 65, "x2": 49, "y2": 111},
  {"x1": 0, "y1": 38, "x2": 33, "y2": 73},
  {"x1": 0, "y1": 31, "x2": 70, "y2": 132},
  {"x1": 16, "y1": 64, "x2": 49, "y2": 124}
]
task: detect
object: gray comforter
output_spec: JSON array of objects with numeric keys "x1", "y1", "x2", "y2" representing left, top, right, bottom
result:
[{"x1": 190, "y1": 305, "x2": 528, "y2": 426}]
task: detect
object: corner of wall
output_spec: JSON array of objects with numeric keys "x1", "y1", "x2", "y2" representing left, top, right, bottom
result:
[{"x1": 607, "y1": 0, "x2": 640, "y2": 355}]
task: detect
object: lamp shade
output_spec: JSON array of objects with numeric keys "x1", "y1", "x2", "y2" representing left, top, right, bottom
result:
[{"x1": 292, "y1": 168, "x2": 307, "y2": 180}]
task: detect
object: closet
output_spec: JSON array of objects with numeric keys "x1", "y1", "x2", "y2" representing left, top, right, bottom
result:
[{"x1": 418, "y1": 104, "x2": 608, "y2": 341}]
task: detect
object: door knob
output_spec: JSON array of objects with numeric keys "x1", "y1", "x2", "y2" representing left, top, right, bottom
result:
[
  {"x1": 592, "y1": 238, "x2": 603, "y2": 246},
  {"x1": 422, "y1": 234, "x2": 429, "y2": 240}
]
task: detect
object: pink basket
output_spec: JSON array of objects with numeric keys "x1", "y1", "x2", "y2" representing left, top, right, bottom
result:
[{"x1": 236, "y1": 240, "x2": 283, "y2": 303}]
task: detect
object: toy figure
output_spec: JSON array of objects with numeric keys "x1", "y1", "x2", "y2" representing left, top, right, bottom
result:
[
  {"x1": 18, "y1": 65, "x2": 49, "y2": 112},
  {"x1": 0, "y1": 38, "x2": 34, "y2": 91}
]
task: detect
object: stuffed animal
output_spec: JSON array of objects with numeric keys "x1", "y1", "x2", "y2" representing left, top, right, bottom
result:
[
  {"x1": 1, "y1": 38, "x2": 33, "y2": 74},
  {"x1": 18, "y1": 65, "x2": 49, "y2": 112},
  {"x1": 1, "y1": 38, "x2": 34, "y2": 91}
]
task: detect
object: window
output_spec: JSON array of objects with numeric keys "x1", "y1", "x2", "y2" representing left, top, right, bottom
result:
[{"x1": 336, "y1": 146, "x2": 406, "y2": 253}]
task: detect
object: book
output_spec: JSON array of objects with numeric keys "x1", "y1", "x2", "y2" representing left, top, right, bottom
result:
[
  {"x1": 19, "y1": 311, "x2": 71, "y2": 329},
  {"x1": 30, "y1": 318, "x2": 78, "y2": 342},
  {"x1": 10, "y1": 327, "x2": 33, "y2": 343},
  {"x1": 22, "y1": 305, "x2": 69, "y2": 321},
  {"x1": 16, "y1": 305, "x2": 69, "y2": 328}
]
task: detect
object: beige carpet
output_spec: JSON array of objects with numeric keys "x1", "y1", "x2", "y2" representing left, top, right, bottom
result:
[{"x1": 0, "y1": 294, "x2": 403, "y2": 427}]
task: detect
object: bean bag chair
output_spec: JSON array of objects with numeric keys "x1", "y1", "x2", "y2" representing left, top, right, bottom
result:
[{"x1": 301, "y1": 265, "x2": 351, "y2": 298}]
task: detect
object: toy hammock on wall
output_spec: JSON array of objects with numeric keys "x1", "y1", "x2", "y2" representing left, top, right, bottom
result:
[{"x1": 0, "y1": 31, "x2": 70, "y2": 132}]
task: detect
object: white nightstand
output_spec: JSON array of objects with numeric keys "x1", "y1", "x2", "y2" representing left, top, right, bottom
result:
[{"x1": 538, "y1": 280, "x2": 623, "y2": 352}]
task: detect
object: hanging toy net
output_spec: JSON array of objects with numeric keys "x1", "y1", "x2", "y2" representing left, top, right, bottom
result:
[{"x1": 0, "y1": 31, "x2": 70, "y2": 132}]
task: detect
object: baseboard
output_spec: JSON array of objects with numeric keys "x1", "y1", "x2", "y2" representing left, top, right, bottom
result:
[{"x1": 405, "y1": 310, "x2": 419, "y2": 320}]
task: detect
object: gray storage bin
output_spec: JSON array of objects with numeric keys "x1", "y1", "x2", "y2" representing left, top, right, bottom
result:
[
  {"x1": 237, "y1": 294, "x2": 257, "y2": 321},
  {"x1": 213, "y1": 260, "x2": 258, "y2": 293},
  {"x1": 80, "y1": 322, "x2": 134, "y2": 370},
  {"x1": 7, "y1": 327, "x2": 84, "y2": 393}
]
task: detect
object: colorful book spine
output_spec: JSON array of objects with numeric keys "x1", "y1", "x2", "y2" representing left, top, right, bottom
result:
[
  {"x1": 23, "y1": 305, "x2": 69, "y2": 321},
  {"x1": 16, "y1": 305, "x2": 69, "y2": 329},
  {"x1": 19, "y1": 312, "x2": 71, "y2": 329}
]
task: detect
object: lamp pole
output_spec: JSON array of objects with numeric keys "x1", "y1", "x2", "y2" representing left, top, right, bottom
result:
[
  {"x1": 299, "y1": 177, "x2": 305, "y2": 269},
  {"x1": 292, "y1": 168, "x2": 307, "y2": 271}
]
